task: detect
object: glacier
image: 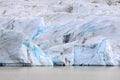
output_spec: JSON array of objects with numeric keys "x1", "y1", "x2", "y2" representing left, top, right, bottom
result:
[
  {"x1": 74, "y1": 38, "x2": 120, "y2": 66},
  {"x1": 0, "y1": 31, "x2": 29, "y2": 66},
  {"x1": 0, "y1": 17, "x2": 120, "y2": 66},
  {"x1": 0, "y1": 31, "x2": 53, "y2": 66},
  {"x1": 0, "y1": 0, "x2": 120, "y2": 66},
  {"x1": 23, "y1": 40, "x2": 53, "y2": 66}
]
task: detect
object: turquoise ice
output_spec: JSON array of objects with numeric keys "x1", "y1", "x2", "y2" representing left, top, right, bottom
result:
[{"x1": 23, "y1": 40, "x2": 53, "y2": 66}]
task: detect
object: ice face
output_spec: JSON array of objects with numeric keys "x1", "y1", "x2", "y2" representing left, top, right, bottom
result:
[
  {"x1": 23, "y1": 40, "x2": 53, "y2": 66},
  {"x1": 0, "y1": 0, "x2": 120, "y2": 66},
  {"x1": 0, "y1": 31, "x2": 29, "y2": 65},
  {"x1": 74, "y1": 39, "x2": 120, "y2": 66}
]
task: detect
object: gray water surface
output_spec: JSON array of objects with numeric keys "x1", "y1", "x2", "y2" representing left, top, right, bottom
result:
[{"x1": 0, "y1": 67, "x2": 120, "y2": 80}]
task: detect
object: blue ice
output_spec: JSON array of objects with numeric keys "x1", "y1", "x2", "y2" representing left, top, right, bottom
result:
[
  {"x1": 32, "y1": 25, "x2": 50, "y2": 40},
  {"x1": 23, "y1": 40, "x2": 46, "y2": 58}
]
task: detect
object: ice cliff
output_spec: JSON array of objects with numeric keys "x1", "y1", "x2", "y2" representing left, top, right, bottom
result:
[
  {"x1": 0, "y1": 0, "x2": 120, "y2": 66},
  {"x1": 74, "y1": 37, "x2": 120, "y2": 66}
]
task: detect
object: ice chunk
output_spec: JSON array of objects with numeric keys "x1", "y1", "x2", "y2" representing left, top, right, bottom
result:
[
  {"x1": 23, "y1": 40, "x2": 53, "y2": 66},
  {"x1": 74, "y1": 38, "x2": 120, "y2": 66},
  {"x1": 45, "y1": 43, "x2": 74, "y2": 66},
  {"x1": 0, "y1": 30, "x2": 53, "y2": 66},
  {"x1": 0, "y1": 31, "x2": 29, "y2": 66}
]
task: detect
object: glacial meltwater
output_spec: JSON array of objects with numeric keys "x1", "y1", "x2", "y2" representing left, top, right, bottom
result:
[{"x1": 0, "y1": 67, "x2": 120, "y2": 80}]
